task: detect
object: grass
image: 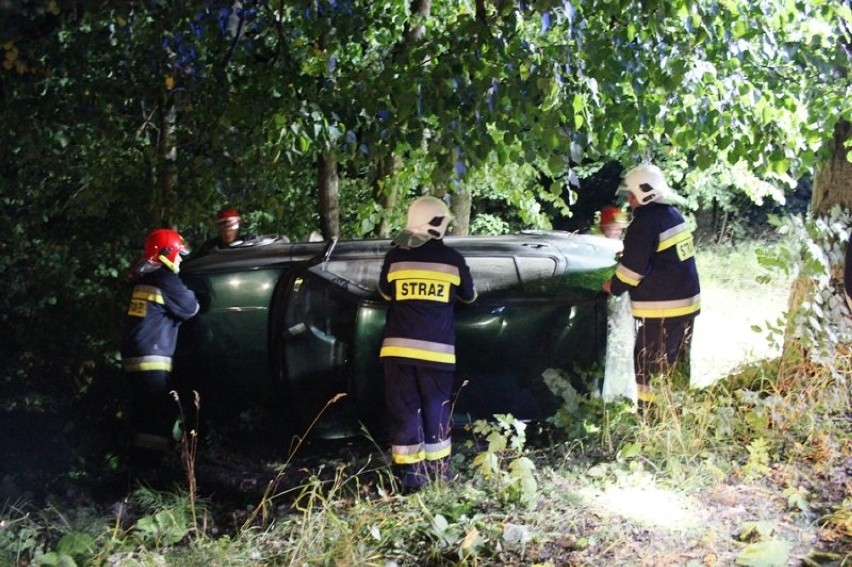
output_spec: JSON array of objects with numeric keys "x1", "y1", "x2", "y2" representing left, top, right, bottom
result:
[
  {"x1": 2, "y1": 362, "x2": 848, "y2": 565},
  {"x1": 1, "y1": 240, "x2": 850, "y2": 566},
  {"x1": 692, "y1": 239, "x2": 794, "y2": 387},
  {"x1": 695, "y1": 239, "x2": 790, "y2": 291}
]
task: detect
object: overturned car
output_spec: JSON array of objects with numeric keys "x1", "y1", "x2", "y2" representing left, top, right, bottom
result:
[{"x1": 173, "y1": 231, "x2": 621, "y2": 439}]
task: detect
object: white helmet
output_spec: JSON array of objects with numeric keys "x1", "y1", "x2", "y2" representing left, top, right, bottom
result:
[
  {"x1": 392, "y1": 196, "x2": 453, "y2": 248},
  {"x1": 619, "y1": 164, "x2": 670, "y2": 205}
]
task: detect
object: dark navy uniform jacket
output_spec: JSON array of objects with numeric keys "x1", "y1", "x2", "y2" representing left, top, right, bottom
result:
[
  {"x1": 378, "y1": 239, "x2": 477, "y2": 370},
  {"x1": 608, "y1": 202, "x2": 701, "y2": 319},
  {"x1": 121, "y1": 266, "x2": 199, "y2": 372}
]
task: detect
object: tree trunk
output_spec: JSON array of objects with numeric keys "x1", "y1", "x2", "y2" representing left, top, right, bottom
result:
[
  {"x1": 451, "y1": 190, "x2": 472, "y2": 236},
  {"x1": 782, "y1": 120, "x2": 852, "y2": 367},
  {"x1": 370, "y1": 0, "x2": 434, "y2": 238},
  {"x1": 318, "y1": 153, "x2": 340, "y2": 238},
  {"x1": 811, "y1": 120, "x2": 852, "y2": 215},
  {"x1": 808, "y1": 119, "x2": 852, "y2": 300},
  {"x1": 373, "y1": 154, "x2": 402, "y2": 238},
  {"x1": 406, "y1": 0, "x2": 431, "y2": 42},
  {"x1": 157, "y1": 94, "x2": 178, "y2": 226}
]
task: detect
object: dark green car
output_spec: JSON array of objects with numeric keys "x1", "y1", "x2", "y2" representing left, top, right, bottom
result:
[{"x1": 173, "y1": 231, "x2": 620, "y2": 439}]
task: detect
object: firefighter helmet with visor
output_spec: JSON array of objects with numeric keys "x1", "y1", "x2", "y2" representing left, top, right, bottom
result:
[
  {"x1": 392, "y1": 196, "x2": 454, "y2": 248},
  {"x1": 619, "y1": 164, "x2": 670, "y2": 205},
  {"x1": 599, "y1": 205, "x2": 629, "y2": 229},
  {"x1": 144, "y1": 228, "x2": 190, "y2": 273},
  {"x1": 216, "y1": 207, "x2": 241, "y2": 231}
]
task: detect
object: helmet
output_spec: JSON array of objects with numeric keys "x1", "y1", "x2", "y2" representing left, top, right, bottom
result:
[
  {"x1": 144, "y1": 228, "x2": 190, "y2": 273},
  {"x1": 392, "y1": 196, "x2": 453, "y2": 248},
  {"x1": 407, "y1": 196, "x2": 452, "y2": 238},
  {"x1": 216, "y1": 207, "x2": 241, "y2": 231},
  {"x1": 619, "y1": 164, "x2": 670, "y2": 205},
  {"x1": 599, "y1": 205, "x2": 629, "y2": 229}
]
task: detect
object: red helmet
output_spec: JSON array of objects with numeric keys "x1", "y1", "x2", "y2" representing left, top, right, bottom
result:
[
  {"x1": 599, "y1": 205, "x2": 629, "y2": 229},
  {"x1": 216, "y1": 207, "x2": 241, "y2": 230},
  {"x1": 144, "y1": 228, "x2": 190, "y2": 272}
]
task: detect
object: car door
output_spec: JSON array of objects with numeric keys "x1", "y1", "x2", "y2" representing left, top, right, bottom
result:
[{"x1": 275, "y1": 270, "x2": 361, "y2": 438}]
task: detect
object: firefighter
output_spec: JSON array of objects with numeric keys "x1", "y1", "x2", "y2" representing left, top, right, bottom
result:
[
  {"x1": 378, "y1": 196, "x2": 477, "y2": 493},
  {"x1": 845, "y1": 237, "x2": 852, "y2": 313},
  {"x1": 601, "y1": 164, "x2": 701, "y2": 407},
  {"x1": 122, "y1": 228, "x2": 199, "y2": 465},
  {"x1": 195, "y1": 206, "x2": 243, "y2": 256},
  {"x1": 593, "y1": 205, "x2": 637, "y2": 403},
  {"x1": 596, "y1": 205, "x2": 630, "y2": 240}
]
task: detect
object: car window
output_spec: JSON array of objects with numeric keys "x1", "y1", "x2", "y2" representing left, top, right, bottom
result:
[
  {"x1": 467, "y1": 257, "x2": 521, "y2": 295},
  {"x1": 284, "y1": 275, "x2": 356, "y2": 340},
  {"x1": 468, "y1": 256, "x2": 558, "y2": 297},
  {"x1": 313, "y1": 255, "x2": 560, "y2": 298},
  {"x1": 516, "y1": 256, "x2": 558, "y2": 294},
  {"x1": 310, "y1": 259, "x2": 382, "y2": 295}
]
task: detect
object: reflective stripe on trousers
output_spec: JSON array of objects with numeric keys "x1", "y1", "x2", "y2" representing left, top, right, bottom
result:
[
  {"x1": 122, "y1": 355, "x2": 173, "y2": 372},
  {"x1": 380, "y1": 337, "x2": 456, "y2": 365}
]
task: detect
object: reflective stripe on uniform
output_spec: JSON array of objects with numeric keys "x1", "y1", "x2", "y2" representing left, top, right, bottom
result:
[
  {"x1": 424, "y1": 438, "x2": 451, "y2": 461},
  {"x1": 637, "y1": 385, "x2": 656, "y2": 403},
  {"x1": 631, "y1": 295, "x2": 701, "y2": 318},
  {"x1": 392, "y1": 443, "x2": 425, "y2": 465},
  {"x1": 122, "y1": 355, "x2": 173, "y2": 372},
  {"x1": 380, "y1": 337, "x2": 456, "y2": 364},
  {"x1": 132, "y1": 285, "x2": 165, "y2": 304},
  {"x1": 387, "y1": 261, "x2": 461, "y2": 285},
  {"x1": 656, "y1": 223, "x2": 691, "y2": 252},
  {"x1": 615, "y1": 264, "x2": 644, "y2": 287}
]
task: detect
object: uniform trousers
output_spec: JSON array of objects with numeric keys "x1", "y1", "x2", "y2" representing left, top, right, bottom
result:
[
  {"x1": 384, "y1": 360, "x2": 453, "y2": 491},
  {"x1": 127, "y1": 369, "x2": 176, "y2": 460},
  {"x1": 634, "y1": 315, "x2": 695, "y2": 396}
]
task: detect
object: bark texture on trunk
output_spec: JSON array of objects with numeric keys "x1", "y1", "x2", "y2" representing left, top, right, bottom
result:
[
  {"x1": 318, "y1": 153, "x2": 340, "y2": 238},
  {"x1": 370, "y1": 0, "x2": 434, "y2": 238},
  {"x1": 407, "y1": 0, "x2": 432, "y2": 42},
  {"x1": 157, "y1": 95, "x2": 178, "y2": 225},
  {"x1": 373, "y1": 154, "x2": 402, "y2": 238},
  {"x1": 783, "y1": 121, "x2": 852, "y2": 361},
  {"x1": 811, "y1": 121, "x2": 852, "y2": 215},
  {"x1": 450, "y1": 191, "x2": 472, "y2": 236}
]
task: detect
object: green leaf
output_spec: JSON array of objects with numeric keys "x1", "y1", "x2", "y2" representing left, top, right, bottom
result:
[
  {"x1": 735, "y1": 540, "x2": 793, "y2": 566},
  {"x1": 57, "y1": 532, "x2": 95, "y2": 558},
  {"x1": 696, "y1": 149, "x2": 714, "y2": 169},
  {"x1": 618, "y1": 442, "x2": 641, "y2": 459}
]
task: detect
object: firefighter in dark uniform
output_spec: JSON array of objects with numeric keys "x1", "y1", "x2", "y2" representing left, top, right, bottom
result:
[
  {"x1": 593, "y1": 204, "x2": 630, "y2": 240},
  {"x1": 195, "y1": 206, "x2": 243, "y2": 257},
  {"x1": 122, "y1": 228, "x2": 199, "y2": 464},
  {"x1": 378, "y1": 196, "x2": 477, "y2": 493},
  {"x1": 601, "y1": 164, "x2": 701, "y2": 406}
]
